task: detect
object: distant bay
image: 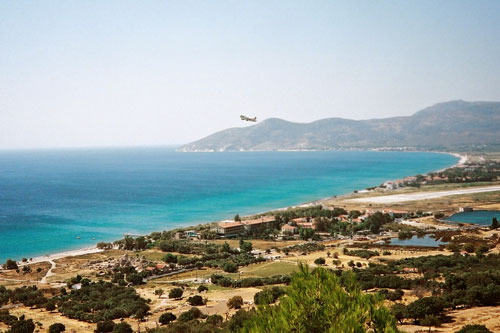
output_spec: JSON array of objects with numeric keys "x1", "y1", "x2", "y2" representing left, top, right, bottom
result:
[{"x1": 0, "y1": 148, "x2": 457, "y2": 261}]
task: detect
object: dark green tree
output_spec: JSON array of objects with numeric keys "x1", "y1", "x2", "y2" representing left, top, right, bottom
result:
[
  {"x1": 95, "y1": 320, "x2": 115, "y2": 333},
  {"x1": 112, "y1": 322, "x2": 133, "y2": 333},
  {"x1": 9, "y1": 318, "x2": 35, "y2": 333},
  {"x1": 159, "y1": 312, "x2": 176, "y2": 325},
  {"x1": 168, "y1": 287, "x2": 183, "y2": 299},
  {"x1": 3, "y1": 259, "x2": 18, "y2": 270},
  {"x1": 48, "y1": 323, "x2": 66, "y2": 333},
  {"x1": 187, "y1": 295, "x2": 205, "y2": 306},
  {"x1": 491, "y1": 217, "x2": 499, "y2": 230},
  {"x1": 227, "y1": 296, "x2": 244, "y2": 309},
  {"x1": 314, "y1": 257, "x2": 325, "y2": 265},
  {"x1": 239, "y1": 240, "x2": 253, "y2": 253}
]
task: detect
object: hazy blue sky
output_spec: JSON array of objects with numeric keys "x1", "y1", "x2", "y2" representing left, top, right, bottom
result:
[{"x1": 1, "y1": 1, "x2": 500, "y2": 149}]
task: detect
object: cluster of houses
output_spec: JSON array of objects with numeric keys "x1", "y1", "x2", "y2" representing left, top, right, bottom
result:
[{"x1": 213, "y1": 209, "x2": 409, "y2": 239}]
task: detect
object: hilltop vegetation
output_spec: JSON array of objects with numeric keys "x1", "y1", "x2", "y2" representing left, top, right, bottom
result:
[{"x1": 179, "y1": 100, "x2": 500, "y2": 151}]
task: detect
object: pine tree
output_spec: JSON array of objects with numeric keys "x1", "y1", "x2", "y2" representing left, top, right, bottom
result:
[{"x1": 243, "y1": 264, "x2": 399, "y2": 332}]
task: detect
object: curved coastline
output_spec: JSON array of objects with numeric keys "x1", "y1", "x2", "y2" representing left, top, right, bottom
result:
[{"x1": 10, "y1": 151, "x2": 464, "y2": 265}]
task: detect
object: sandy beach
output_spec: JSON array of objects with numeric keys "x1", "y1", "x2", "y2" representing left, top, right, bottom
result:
[{"x1": 18, "y1": 247, "x2": 103, "y2": 265}]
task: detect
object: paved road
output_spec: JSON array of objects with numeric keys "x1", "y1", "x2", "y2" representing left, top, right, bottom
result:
[{"x1": 348, "y1": 185, "x2": 500, "y2": 204}]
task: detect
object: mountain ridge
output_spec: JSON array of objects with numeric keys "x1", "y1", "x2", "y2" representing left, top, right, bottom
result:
[{"x1": 179, "y1": 100, "x2": 500, "y2": 152}]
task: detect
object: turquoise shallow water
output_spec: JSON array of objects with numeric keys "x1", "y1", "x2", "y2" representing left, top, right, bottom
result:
[
  {"x1": 0, "y1": 148, "x2": 456, "y2": 261},
  {"x1": 446, "y1": 210, "x2": 500, "y2": 226}
]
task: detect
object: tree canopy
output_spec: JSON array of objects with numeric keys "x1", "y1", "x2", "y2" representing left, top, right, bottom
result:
[{"x1": 242, "y1": 264, "x2": 399, "y2": 332}]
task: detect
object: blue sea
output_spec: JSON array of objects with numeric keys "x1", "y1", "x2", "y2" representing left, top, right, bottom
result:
[{"x1": 0, "y1": 148, "x2": 457, "y2": 261}]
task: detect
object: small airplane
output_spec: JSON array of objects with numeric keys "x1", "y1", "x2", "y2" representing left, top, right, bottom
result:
[{"x1": 240, "y1": 115, "x2": 257, "y2": 122}]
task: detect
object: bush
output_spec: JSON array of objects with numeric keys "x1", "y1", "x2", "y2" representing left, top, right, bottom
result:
[
  {"x1": 49, "y1": 323, "x2": 66, "y2": 333},
  {"x1": 197, "y1": 285, "x2": 208, "y2": 293},
  {"x1": 206, "y1": 314, "x2": 223, "y2": 327},
  {"x1": 9, "y1": 319, "x2": 36, "y2": 333},
  {"x1": 95, "y1": 320, "x2": 115, "y2": 333},
  {"x1": 112, "y1": 322, "x2": 133, "y2": 333},
  {"x1": 464, "y1": 243, "x2": 475, "y2": 253},
  {"x1": 227, "y1": 296, "x2": 244, "y2": 309},
  {"x1": 178, "y1": 307, "x2": 205, "y2": 322},
  {"x1": 3, "y1": 259, "x2": 18, "y2": 270},
  {"x1": 222, "y1": 262, "x2": 238, "y2": 273},
  {"x1": 169, "y1": 288, "x2": 183, "y2": 299},
  {"x1": 476, "y1": 244, "x2": 489, "y2": 254},
  {"x1": 254, "y1": 287, "x2": 286, "y2": 305},
  {"x1": 163, "y1": 253, "x2": 178, "y2": 264},
  {"x1": 386, "y1": 289, "x2": 404, "y2": 302},
  {"x1": 447, "y1": 243, "x2": 461, "y2": 252},
  {"x1": 456, "y1": 324, "x2": 492, "y2": 333},
  {"x1": 187, "y1": 295, "x2": 205, "y2": 306},
  {"x1": 46, "y1": 300, "x2": 56, "y2": 311},
  {"x1": 391, "y1": 303, "x2": 407, "y2": 325},
  {"x1": 420, "y1": 315, "x2": 441, "y2": 330},
  {"x1": 126, "y1": 273, "x2": 144, "y2": 285},
  {"x1": 314, "y1": 257, "x2": 325, "y2": 265},
  {"x1": 159, "y1": 312, "x2": 176, "y2": 325},
  {"x1": 407, "y1": 296, "x2": 445, "y2": 321}
]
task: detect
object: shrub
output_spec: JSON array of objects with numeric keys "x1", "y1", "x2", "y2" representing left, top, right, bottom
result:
[
  {"x1": 420, "y1": 315, "x2": 441, "y2": 330},
  {"x1": 163, "y1": 253, "x2": 178, "y2": 264},
  {"x1": 178, "y1": 307, "x2": 205, "y2": 322},
  {"x1": 159, "y1": 312, "x2": 176, "y2": 325},
  {"x1": 407, "y1": 296, "x2": 445, "y2": 321},
  {"x1": 3, "y1": 259, "x2": 18, "y2": 270},
  {"x1": 197, "y1": 285, "x2": 208, "y2": 293},
  {"x1": 154, "y1": 289, "x2": 164, "y2": 298},
  {"x1": 126, "y1": 273, "x2": 144, "y2": 285},
  {"x1": 46, "y1": 300, "x2": 56, "y2": 311},
  {"x1": 464, "y1": 243, "x2": 475, "y2": 253},
  {"x1": 314, "y1": 257, "x2": 325, "y2": 265},
  {"x1": 9, "y1": 318, "x2": 36, "y2": 333},
  {"x1": 222, "y1": 261, "x2": 238, "y2": 273},
  {"x1": 169, "y1": 287, "x2": 183, "y2": 299},
  {"x1": 112, "y1": 322, "x2": 133, "y2": 333},
  {"x1": 476, "y1": 244, "x2": 489, "y2": 254},
  {"x1": 48, "y1": 323, "x2": 65, "y2": 333},
  {"x1": 391, "y1": 303, "x2": 407, "y2": 325},
  {"x1": 95, "y1": 320, "x2": 115, "y2": 333},
  {"x1": 227, "y1": 296, "x2": 244, "y2": 309},
  {"x1": 206, "y1": 314, "x2": 223, "y2": 327},
  {"x1": 254, "y1": 287, "x2": 286, "y2": 305},
  {"x1": 386, "y1": 289, "x2": 404, "y2": 301},
  {"x1": 456, "y1": 324, "x2": 493, "y2": 333},
  {"x1": 447, "y1": 243, "x2": 461, "y2": 252},
  {"x1": 187, "y1": 295, "x2": 205, "y2": 306}
]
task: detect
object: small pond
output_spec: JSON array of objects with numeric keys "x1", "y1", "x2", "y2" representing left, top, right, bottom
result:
[
  {"x1": 445, "y1": 210, "x2": 500, "y2": 226},
  {"x1": 390, "y1": 234, "x2": 447, "y2": 247}
]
